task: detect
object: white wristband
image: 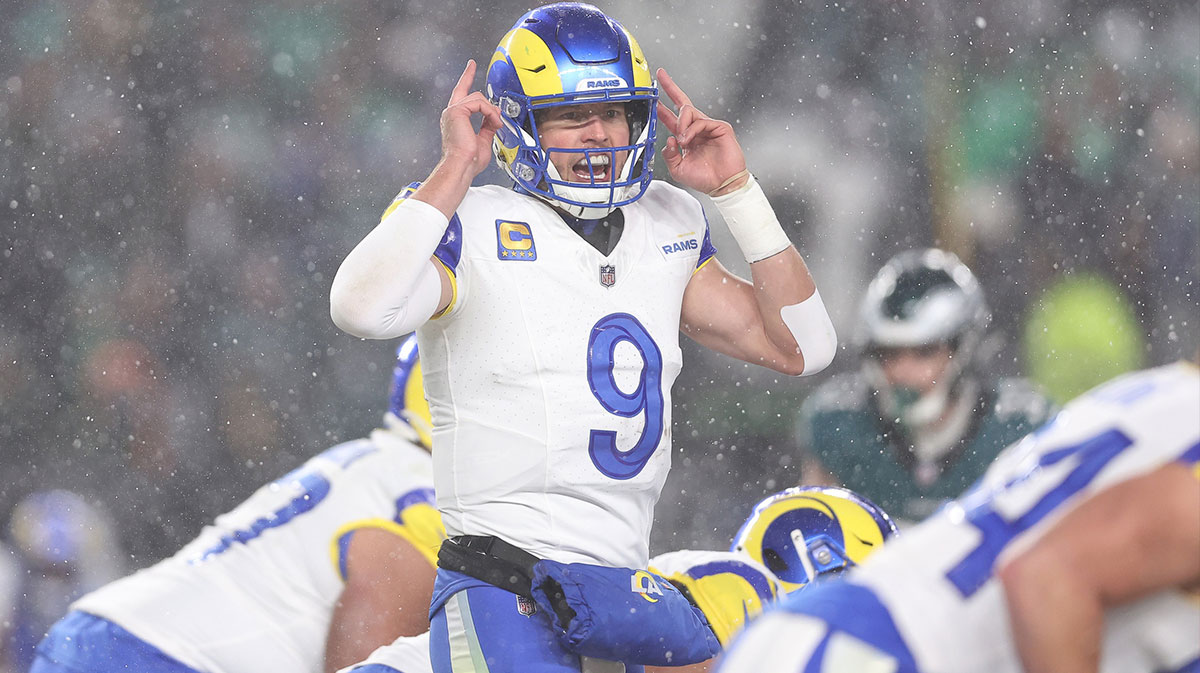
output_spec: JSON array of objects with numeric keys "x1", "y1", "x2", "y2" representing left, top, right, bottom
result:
[
  {"x1": 709, "y1": 174, "x2": 793, "y2": 263},
  {"x1": 780, "y1": 288, "x2": 838, "y2": 376}
]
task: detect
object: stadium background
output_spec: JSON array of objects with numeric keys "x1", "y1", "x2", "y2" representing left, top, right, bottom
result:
[{"x1": 0, "y1": 0, "x2": 1195, "y2": 567}]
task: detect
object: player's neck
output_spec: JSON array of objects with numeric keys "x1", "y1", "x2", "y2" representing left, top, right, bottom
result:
[{"x1": 558, "y1": 209, "x2": 625, "y2": 256}]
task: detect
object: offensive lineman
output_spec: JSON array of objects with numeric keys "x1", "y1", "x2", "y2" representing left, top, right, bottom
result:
[
  {"x1": 31, "y1": 337, "x2": 445, "y2": 673},
  {"x1": 329, "y1": 3, "x2": 838, "y2": 671},
  {"x1": 718, "y1": 358, "x2": 1200, "y2": 673}
]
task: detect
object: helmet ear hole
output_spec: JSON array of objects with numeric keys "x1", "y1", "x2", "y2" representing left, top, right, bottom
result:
[{"x1": 762, "y1": 548, "x2": 789, "y2": 576}]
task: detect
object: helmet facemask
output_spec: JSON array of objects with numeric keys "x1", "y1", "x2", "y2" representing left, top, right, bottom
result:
[{"x1": 492, "y1": 84, "x2": 656, "y2": 219}]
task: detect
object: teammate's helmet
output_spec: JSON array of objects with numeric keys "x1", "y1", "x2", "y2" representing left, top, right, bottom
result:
[
  {"x1": 386, "y1": 334, "x2": 433, "y2": 449},
  {"x1": 731, "y1": 486, "x2": 899, "y2": 593},
  {"x1": 859, "y1": 248, "x2": 989, "y2": 353},
  {"x1": 486, "y1": 2, "x2": 657, "y2": 219},
  {"x1": 858, "y1": 248, "x2": 990, "y2": 426}
]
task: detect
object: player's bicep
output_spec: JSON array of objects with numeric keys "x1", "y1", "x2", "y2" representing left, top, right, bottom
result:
[
  {"x1": 680, "y1": 258, "x2": 762, "y2": 359},
  {"x1": 337, "y1": 525, "x2": 437, "y2": 631}
]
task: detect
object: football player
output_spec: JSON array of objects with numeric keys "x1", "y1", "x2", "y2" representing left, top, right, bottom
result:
[
  {"x1": 329, "y1": 3, "x2": 838, "y2": 671},
  {"x1": 718, "y1": 358, "x2": 1200, "y2": 673},
  {"x1": 730, "y1": 486, "x2": 900, "y2": 594},
  {"x1": 334, "y1": 486, "x2": 896, "y2": 673},
  {"x1": 31, "y1": 336, "x2": 445, "y2": 673},
  {"x1": 797, "y1": 248, "x2": 1056, "y2": 524}
]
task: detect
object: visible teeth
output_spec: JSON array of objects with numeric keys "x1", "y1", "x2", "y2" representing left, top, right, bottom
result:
[{"x1": 575, "y1": 154, "x2": 610, "y2": 170}]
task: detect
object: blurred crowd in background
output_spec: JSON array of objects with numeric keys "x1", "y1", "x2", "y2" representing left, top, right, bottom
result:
[{"x1": 0, "y1": 0, "x2": 1195, "y2": 660}]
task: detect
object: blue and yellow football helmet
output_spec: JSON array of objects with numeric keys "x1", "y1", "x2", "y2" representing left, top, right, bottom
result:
[
  {"x1": 486, "y1": 2, "x2": 657, "y2": 219},
  {"x1": 731, "y1": 486, "x2": 899, "y2": 592},
  {"x1": 386, "y1": 334, "x2": 433, "y2": 449}
]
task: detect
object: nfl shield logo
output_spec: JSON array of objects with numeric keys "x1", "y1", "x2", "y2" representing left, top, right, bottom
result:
[
  {"x1": 516, "y1": 595, "x2": 538, "y2": 617},
  {"x1": 599, "y1": 264, "x2": 616, "y2": 288}
]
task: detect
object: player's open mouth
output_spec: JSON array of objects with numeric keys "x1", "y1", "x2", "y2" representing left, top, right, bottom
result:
[{"x1": 573, "y1": 153, "x2": 611, "y2": 183}]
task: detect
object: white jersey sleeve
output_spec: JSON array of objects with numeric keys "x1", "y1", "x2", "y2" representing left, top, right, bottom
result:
[
  {"x1": 338, "y1": 632, "x2": 432, "y2": 673},
  {"x1": 72, "y1": 429, "x2": 441, "y2": 673}
]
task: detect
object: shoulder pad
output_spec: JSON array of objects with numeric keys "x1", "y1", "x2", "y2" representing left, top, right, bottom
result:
[
  {"x1": 991, "y1": 377, "x2": 1057, "y2": 424},
  {"x1": 802, "y1": 372, "x2": 873, "y2": 416}
]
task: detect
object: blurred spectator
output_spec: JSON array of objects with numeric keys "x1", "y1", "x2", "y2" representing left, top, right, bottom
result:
[
  {"x1": 1, "y1": 541, "x2": 19, "y2": 673},
  {"x1": 3, "y1": 491, "x2": 124, "y2": 671}
]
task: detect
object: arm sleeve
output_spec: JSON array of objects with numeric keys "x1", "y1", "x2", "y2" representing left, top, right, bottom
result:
[{"x1": 330, "y1": 197, "x2": 450, "y2": 339}]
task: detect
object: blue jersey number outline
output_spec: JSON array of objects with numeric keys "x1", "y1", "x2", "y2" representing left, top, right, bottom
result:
[
  {"x1": 945, "y1": 428, "x2": 1133, "y2": 597},
  {"x1": 193, "y1": 441, "x2": 377, "y2": 561},
  {"x1": 586, "y1": 313, "x2": 665, "y2": 480}
]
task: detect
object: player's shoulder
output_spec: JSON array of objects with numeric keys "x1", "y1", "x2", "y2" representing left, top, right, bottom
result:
[
  {"x1": 989, "y1": 376, "x2": 1056, "y2": 424},
  {"x1": 802, "y1": 370, "x2": 874, "y2": 418},
  {"x1": 644, "y1": 179, "x2": 700, "y2": 203},
  {"x1": 649, "y1": 549, "x2": 778, "y2": 585},
  {"x1": 1085, "y1": 361, "x2": 1200, "y2": 405},
  {"x1": 632, "y1": 180, "x2": 706, "y2": 224},
  {"x1": 311, "y1": 432, "x2": 433, "y2": 485},
  {"x1": 1062, "y1": 362, "x2": 1200, "y2": 431},
  {"x1": 458, "y1": 183, "x2": 542, "y2": 218},
  {"x1": 649, "y1": 548, "x2": 738, "y2": 574}
]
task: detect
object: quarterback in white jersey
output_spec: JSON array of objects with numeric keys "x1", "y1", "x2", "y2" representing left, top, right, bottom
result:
[
  {"x1": 32, "y1": 338, "x2": 446, "y2": 673},
  {"x1": 331, "y1": 3, "x2": 837, "y2": 671},
  {"x1": 718, "y1": 360, "x2": 1200, "y2": 673}
]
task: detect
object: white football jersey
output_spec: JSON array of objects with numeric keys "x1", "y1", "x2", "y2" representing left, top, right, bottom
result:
[
  {"x1": 72, "y1": 429, "x2": 443, "y2": 673},
  {"x1": 415, "y1": 181, "x2": 715, "y2": 568},
  {"x1": 720, "y1": 362, "x2": 1200, "y2": 673},
  {"x1": 338, "y1": 632, "x2": 432, "y2": 673}
]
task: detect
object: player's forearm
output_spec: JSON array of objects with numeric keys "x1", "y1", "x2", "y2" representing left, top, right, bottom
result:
[
  {"x1": 747, "y1": 248, "x2": 835, "y2": 374},
  {"x1": 330, "y1": 199, "x2": 447, "y2": 339},
  {"x1": 712, "y1": 176, "x2": 836, "y2": 376},
  {"x1": 412, "y1": 153, "x2": 479, "y2": 220},
  {"x1": 1000, "y1": 554, "x2": 1104, "y2": 673}
]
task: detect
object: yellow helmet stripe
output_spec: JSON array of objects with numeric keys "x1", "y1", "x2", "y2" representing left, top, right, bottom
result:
[
  {"x1": 621, "y1": 27, "x2": 653, "y2": 88},
  {"x1": 492, "y1": 27, "x2": 565, "y2": 99}
]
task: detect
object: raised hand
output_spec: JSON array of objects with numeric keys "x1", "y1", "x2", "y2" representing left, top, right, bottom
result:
[
  {"x1": 655, "y1": 68, "x2": 749, "y2": 196},
  {"x1": 439, "y1": 60, "x2": 503, "y2": 180},
  {"x1": 416, "y1": 60, "x2": 504, "y2": 218}
]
